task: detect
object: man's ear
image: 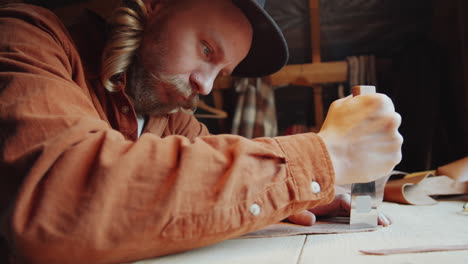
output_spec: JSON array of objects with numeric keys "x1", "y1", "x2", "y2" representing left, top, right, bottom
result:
[{"x1": 145, "y1": 0, "x2": 164, "y2": 14}]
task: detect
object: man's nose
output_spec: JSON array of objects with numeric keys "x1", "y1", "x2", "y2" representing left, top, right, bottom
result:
[{"x1": 189, "y1": 70, "x2": 216, "y2": 95}]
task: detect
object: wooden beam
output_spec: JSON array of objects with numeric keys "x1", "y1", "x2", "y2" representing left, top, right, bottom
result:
[
  {"x1": 268, "y1": 61, "x2": 348, "y2": 86},
  {"x1": 214, "y1": 61, "x2": 347, "y2": 89},
  {"x1": 310, "y1": 0, "x2": 321, "y2": 63}
]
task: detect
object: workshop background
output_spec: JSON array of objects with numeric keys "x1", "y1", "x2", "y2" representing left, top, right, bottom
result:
[{"x1": 262, "y1": 0, "x2": 468, "y2": 173}]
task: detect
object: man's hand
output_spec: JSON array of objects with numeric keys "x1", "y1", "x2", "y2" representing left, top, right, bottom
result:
[
  {"x1": 287, "y1": 191, "x2": 392, "y2": 227},
  {"x1": 318, "y1": 93, "x2": 403, "y2": 185}
]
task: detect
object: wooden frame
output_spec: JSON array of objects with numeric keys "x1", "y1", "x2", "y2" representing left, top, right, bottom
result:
[{"x1": 214, "y1": 61, "x2": 347, "y2": 88}]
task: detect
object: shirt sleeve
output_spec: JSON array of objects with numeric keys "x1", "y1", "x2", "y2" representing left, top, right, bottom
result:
[
  {"x1": 0, "y1": 4, "x2": 335, "y2": 264},
  {"x1": 145, "y1": 110, "x2": 211, "y2": 139}
]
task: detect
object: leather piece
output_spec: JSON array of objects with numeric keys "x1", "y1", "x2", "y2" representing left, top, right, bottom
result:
[
  {"x1": 240, "y1": 220, "x2": 380, "y2": 238},
  {"x1": 360, "y1": 244, "x2": 468, "y2": 255},
  {"x1": 384, "y1": 173, "x2": 468, "y2": 205},
  {"x1": 436, "y1": 156, "x2": 468, "y2": 182}
]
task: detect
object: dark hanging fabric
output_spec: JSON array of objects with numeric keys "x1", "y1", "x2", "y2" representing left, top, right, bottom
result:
[
  {"x1": 265, "y1": 0, "x2": 432, "y2": 63},
  {"x1": 380, "y1": 38, "x2": 457, "y2": 172},
  {"x1": 265, "y1": 0, "x2": 466, "y2": 171},
  {"x1": 265, "y1": 0, "x2": 311, "y2": 64},
  {"x1": 0, "y1": 237, "x2": 10, "y2": 264},
  {"x1": 23, "y1": 0, "x2": 88, "y2": 8}
]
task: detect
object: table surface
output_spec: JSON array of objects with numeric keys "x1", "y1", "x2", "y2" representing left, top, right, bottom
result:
[{"x1": 134, "y1": 199, "x2": 468, "y2": 264}]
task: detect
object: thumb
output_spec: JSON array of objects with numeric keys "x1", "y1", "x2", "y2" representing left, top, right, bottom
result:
[{"x1": 287, "y1": 210, "x2": 316, "y2": 226}]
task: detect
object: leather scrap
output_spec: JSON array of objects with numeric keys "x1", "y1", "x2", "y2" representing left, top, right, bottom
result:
[
  {"x1": 360, "y1": 244, "x2": 468, "y2": 255},
  {"x1": 384, "y1": 173, "x2": 468, "y2": 205},
  {"x1": 436, "y1": 156, "x2": 468, "y2": 182},
  {"x1": 240, "y1": 220, "x2": 380, "y2": 239},
  {"x1": 384, "y1": 157, "x2": 468, "y2": 205}
]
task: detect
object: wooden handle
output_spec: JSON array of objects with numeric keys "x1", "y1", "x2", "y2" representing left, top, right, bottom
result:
[{"x1": 352, "y1": 85, "x2": 376, "y2": 96}]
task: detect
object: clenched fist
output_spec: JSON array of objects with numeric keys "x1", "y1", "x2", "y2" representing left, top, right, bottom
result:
[{"x1": 318, "y1": 92, "x2": 403, "y2": 185}]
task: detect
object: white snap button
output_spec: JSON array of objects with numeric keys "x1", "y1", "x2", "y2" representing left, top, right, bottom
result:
[
  {"x1": 311, "y1": 181, "x2": 321, "y2": 193},
  {"x1": 249, "y1": 203, "x2": 261, "y2": 216}
]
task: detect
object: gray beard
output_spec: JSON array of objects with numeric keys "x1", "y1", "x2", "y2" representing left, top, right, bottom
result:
[{"x1": 126, "y1": 56, "x2": 199, "y2": 116}]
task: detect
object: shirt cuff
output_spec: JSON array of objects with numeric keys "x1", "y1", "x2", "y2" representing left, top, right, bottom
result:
[{"x1": 274, "y1": 133, "x2": 335, "y2": 210}]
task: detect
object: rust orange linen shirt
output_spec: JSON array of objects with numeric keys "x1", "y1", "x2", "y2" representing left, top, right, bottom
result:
[{"x1": 0, "y1": 4, "x2": 335, "y2": 264}]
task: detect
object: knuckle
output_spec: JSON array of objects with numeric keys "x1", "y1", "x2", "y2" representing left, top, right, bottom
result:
[
  {"x1": 396, "y1": 133, "x2": 404, "y2": 145},
  {"x1": 394, "y1": 112, "x2": 402, "y2": 126},
  {"x1": 390, "y1": 141, "x2": 403, "y2": 164},
  {"x1": 394, "y1": 150, "x2": 403, "y2": 164},
  {"x1": 384, "y1": 115, "x2": 398, "y2": 129},
  {"x1": 379, "y1": 94, "x2": 394, "y2": 105},
  {"x1": 329, "y1": 100, "x2": 339, "y2": 110},
  {"x1": 360, "y1": 95, "x2": 379, "y2": 107},
  {"x1": 389, "y1": 132, "x2": 404, "y2": 147},
  {"x1": 373, "y1": 94, "x2": 394, "y2": 110},
  {"x1": 390, "y1": 134, "x2": 403, "y2": 149},
  {"x1": 374, "y1": 93, "x2": 387, "y2": 101},
  {"x1": 382, "y1": 113, "x2": 401, "y2": 131}
]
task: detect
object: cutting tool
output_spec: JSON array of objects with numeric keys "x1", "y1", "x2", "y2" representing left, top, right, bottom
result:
[{"x1": 349, "y1": 85, "x2": 392, "y2": 228}]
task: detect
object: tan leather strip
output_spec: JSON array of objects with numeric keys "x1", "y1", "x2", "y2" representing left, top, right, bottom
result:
[
  {"x1": 436, "y1": 156, "x2": 468, "y2": 182},
  {"x1": 360, "y1": 244, "x2": 468, "y2": 255},
  {"x1": 384, "y1": 173, "x2": 468, "y2": 205}
]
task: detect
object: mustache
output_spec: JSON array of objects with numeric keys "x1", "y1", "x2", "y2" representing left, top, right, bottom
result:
[{"x1": 149, "y1": 73, "x2": 199, "y2": 113}]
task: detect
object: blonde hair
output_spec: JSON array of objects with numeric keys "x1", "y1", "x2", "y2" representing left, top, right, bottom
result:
[{"x1": 101, "y1": 0, "x2": 148, "y2": 92}]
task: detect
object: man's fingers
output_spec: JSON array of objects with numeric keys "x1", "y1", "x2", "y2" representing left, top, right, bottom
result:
[
  {"x1": 287, "y1": 210, "x2": 316, "y2": 226},
  {"x1": 308, "y1": 193, "x2": 351, "y2": 217},
  {"x1": 378, "y1": 212, "x2": 392, "y2": 227},
  {"x1": 339, "y1": 193, "x2": 351, "y2": 212}
]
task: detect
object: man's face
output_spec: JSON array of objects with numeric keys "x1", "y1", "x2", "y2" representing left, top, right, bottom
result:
[{"x1": 127, "y1": 0, "x2": 253, "y2": 115}]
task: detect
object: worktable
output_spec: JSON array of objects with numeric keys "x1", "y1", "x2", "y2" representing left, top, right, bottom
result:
[{"x1": 134, "y1": 199, "x2": 468, "y2": 264}]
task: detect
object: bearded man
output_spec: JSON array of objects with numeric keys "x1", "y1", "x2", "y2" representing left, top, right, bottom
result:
[{"x1": 0, "y1": 0, "x2": 402, "y2": 263}]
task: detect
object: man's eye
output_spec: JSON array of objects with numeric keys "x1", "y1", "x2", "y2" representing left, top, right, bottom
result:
[{"x1": 202, "y1": 43, "x2": 213, "y2": 56}]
